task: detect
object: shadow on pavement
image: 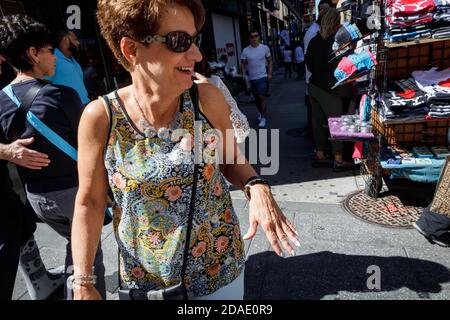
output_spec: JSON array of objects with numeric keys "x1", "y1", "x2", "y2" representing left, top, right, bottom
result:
[{"x1": 245, "y1": 251, "x2": 450, "y2": 299}]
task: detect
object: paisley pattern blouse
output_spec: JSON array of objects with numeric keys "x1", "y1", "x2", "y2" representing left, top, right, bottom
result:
[{"x1": 103, "y1": 89, "x2": 245, "y2": 297}]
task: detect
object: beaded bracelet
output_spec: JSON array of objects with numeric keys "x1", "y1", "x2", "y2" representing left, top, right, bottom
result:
[{"x1": 71, "y1": 274, "x2": 97, "y2": 290}]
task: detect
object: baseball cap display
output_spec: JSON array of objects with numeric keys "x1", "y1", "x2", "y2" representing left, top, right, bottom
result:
[
  {"x1": 333, "y1": 22, "x2": 363, "y2": 53},
  {"x1": 333, "y1": 50, "x2": 377, "y2": 89}
]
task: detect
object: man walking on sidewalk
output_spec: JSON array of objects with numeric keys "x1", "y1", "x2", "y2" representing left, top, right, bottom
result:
[
  {"x1": 46, "y1": 30, "x2": 90, "y2": 105},
  {"x1": 241, "y1": 31, "x2": 273, "y2": 128}
]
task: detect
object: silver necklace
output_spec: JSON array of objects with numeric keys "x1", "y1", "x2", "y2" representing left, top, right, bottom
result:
[{"x1": 132, "y1": 91, "x2": 182, "y2": 140}]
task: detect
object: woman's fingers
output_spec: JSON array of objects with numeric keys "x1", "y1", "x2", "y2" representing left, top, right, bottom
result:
[
  {"x1": 269, "y1": 208, "x2": 299, "y2": 256},
  {"x1": 281, "y1": 222, "x2": 300, "y2": 248},
  {"x1": 275, "y1": 223, "x2": 295, "y2": 256},
  {"x1": 192, "y1": 72, "x2": 208, "y2": 83},
  {"x1": 25, "y1": 149, "x2": 50, "y2": 161},
  {"x1": 27, "y1": 160, "x2": 50, "y2": 168},
  {"x1": 261, "y1": 220, "x2": 283, "y2": 257},
  {"x1": 284, "y1": 216, "x2": 298, "y2": 236},
  {"x1": 22, "y1": 163, "x2": 44, "y2": 170},
  {"x1": 268, "y1": 230, "x2": 284, "y2": 257},
  {"x1": 280, "y1": 215, "x2": 299, "y2": 245},
  {"x1": 243, "y1": 219, "x2": 258, "y2": 240}
]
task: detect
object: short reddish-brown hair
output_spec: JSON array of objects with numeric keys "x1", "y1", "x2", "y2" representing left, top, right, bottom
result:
[{"x1": 97, "y1": 0, "x2": 205, "y2": 70}]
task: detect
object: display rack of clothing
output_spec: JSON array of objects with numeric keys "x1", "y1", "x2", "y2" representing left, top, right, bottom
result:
[{"x1": 362, "y1": 0, "x2": 450, "y2": 198}]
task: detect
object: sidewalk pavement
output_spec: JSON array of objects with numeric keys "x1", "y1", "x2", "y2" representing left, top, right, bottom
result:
[{"x1": 12, "y1": 70, "x2": 450, "y2": 300}]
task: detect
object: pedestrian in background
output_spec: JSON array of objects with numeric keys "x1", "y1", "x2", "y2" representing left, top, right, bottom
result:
[
  {"x1": 282, "y1": 45, "x2": 293, "y2": 79},
  {"x1": 303, "y1": 2, "x2": 331, "y2": 138},
  {"x1": 305, "y1": 8, "x2": 353, "y2": 171},
  {"x1": 241, "y1": 30, "x2": 273, "y2": 128},
  {"x1": 0, "y1": 17, "x2": 69, "y2": 300},
  {"x1": 46, "y1": 29, "x2": 90, "y2": 105},
  {"x1": 0, "y1": 14, "x2": 106, "y2": 299}
]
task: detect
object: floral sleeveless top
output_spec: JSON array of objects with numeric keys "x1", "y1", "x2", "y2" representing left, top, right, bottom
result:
[{"x1": 103, "y1": 89, "x2": 245, "y2": 297}]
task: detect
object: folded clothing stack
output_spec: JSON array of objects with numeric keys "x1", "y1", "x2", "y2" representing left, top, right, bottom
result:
[
  {"x1": 428, "y1": 96, "x2": 450, "y2": 118},
  {"x1": 412, "y1": 67, "x2": 450, "y2": 118},
  {"x1": 434, "y1": 0, "x2": 450, "y2": 21},
  {"x1": 389, "y1": 24, "x2": 432, "y2": 42},
  {"x1": 433, "y1": 0, "x2": 450, "y2": 38},
  {"x1": 386, "y1": 0, "x2": 435, "y2": 42},
  {"x1": 379, "y1": 80, "x2": 431, "y2": 122}
]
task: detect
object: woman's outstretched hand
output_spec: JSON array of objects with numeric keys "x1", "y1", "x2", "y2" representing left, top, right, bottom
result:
[{"x1": 243, "y1": 184, "x2": 300, "y2": 257}]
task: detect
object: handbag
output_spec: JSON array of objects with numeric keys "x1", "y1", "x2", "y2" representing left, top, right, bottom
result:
[
  {"x1": 2, "y1": 79, "x2": 113, "y2": 225},
  {"x1": 117, "y1": 84, "x2": 200, "y2": 300}
]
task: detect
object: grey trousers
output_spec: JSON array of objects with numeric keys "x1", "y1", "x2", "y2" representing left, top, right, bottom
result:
[{"x1": 26, "y1": 187, "x2": 106, "y2": 299}]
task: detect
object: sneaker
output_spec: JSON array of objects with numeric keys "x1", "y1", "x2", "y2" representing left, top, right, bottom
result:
[
  {"x1": 413, "y1": 222, "x2": 450, "y2": 247},
  {"x1": 258, "y1": 117, "x2": 266, "y2": 128}
]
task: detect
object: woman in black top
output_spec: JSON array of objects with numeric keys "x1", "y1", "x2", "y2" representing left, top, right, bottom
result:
[
  {"x1": 305, "y1": 8, "x2": 353, "y2": 171},
  {"x1": 0, "y1": 14, "x2": 106, "y2": 299}
]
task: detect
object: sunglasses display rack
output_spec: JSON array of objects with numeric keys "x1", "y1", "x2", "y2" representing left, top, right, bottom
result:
[{"x1": 359, "y1": 0, "x2": 450, "y2": 199}]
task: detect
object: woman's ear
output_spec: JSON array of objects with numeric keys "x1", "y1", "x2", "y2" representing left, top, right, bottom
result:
[
  {"x1": 121, "y1": 37, "x2": 138, "y2": 65},
  {"x1": 26, "y1": 47, "x2": 40, "y2": 64}
]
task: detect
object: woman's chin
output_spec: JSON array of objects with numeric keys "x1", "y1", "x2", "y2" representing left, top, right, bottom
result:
[{"x1": 179, "y1": 78, "x2": 194, "y2": 91}]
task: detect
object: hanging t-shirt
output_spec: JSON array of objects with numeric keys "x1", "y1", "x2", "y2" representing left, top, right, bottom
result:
[{"x1": 241, "y1": 44, "x2": 271, "y2": 81}]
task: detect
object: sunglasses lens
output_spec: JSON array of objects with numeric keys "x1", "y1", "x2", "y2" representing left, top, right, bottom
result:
[
  {"x1": 167, "y1": 31, "x2": 191, "y2": 53},
  {"x1": 166, "y1": 32, "x2": 201, "y2": 53},
  {"x1": 194, "y1": 34, "x2": 202, "y2": 47}
]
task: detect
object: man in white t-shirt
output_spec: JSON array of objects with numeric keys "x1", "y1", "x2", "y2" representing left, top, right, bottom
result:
[{"x1": 241, "y1": 31, "x2": 273, "y2": 128}]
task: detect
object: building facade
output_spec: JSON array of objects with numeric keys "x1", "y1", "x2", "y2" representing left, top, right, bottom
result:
[{"x1": 1, "y1": 0, "x2": 301, "y2": 90}]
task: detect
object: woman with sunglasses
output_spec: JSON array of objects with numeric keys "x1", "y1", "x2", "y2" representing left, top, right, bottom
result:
[
  {"x1": 71, "y1": 0, "x2": 299, "y2": 300},
  {"x1": 0, "y1": 14, "x2": 106, "y2": 299}
]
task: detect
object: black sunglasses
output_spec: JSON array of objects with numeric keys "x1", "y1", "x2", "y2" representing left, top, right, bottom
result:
[
  {"x1": 41, "y1": 46, "x2": 55, "y2": 55},
  {"x1": 250, "y1": 34, "x2": 259, "y2": 39},
  {"x1": 142, "y1": 31, "x2": 202, "y2": 53}
]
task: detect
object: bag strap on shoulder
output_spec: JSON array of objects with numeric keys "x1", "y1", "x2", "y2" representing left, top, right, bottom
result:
[{"x1": 3, "y1": 79, "x2": 48, "y2": 141}]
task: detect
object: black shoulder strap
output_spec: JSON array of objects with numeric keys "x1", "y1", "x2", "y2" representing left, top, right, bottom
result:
[
  {"x1": 8, "y1": 79, "x2": 49, "y2": 141},
  {"x1": 102, "y1": 94, "x2": 113, "y2": 151},
  {"x1": 180, "y1": 83, "x2": 200, "y2": 283},
  {"x1": 189, "y1": 83, "x2": 200, "y2": 119}
]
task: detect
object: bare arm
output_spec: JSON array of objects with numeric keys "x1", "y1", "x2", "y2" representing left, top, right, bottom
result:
[
  {"x1": 267, "y1": 56, "x2": 273, "y2": 80},
  {"x1": 71, "y1": 99, "x2": 110, "y2": 300},
  {"x1": 241, "y1": 59, "x2": 248, "y2": 77},
  {"x1": 198, "y1": 84, "x2": 299, "y2": 257}
]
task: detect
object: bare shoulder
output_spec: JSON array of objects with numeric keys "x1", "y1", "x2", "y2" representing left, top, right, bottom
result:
[
  {"x1": 197, "y1": 83, "x2": 233, "y2": 131},
  {"x1": 198, "y1": 82, "x2": 224, "y2": 101},
  {"x1": 79, "y1": 98, "x2": 110, "y2": 141}
]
